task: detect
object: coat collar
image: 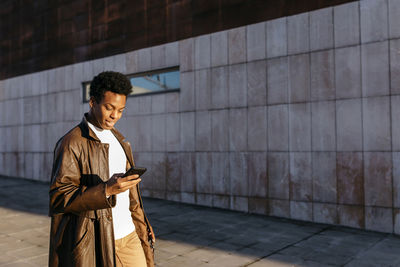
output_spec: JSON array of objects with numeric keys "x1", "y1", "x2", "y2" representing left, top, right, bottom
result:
[
  {"x1": 79, "y1": 113, "x2": 126, "y2": 143},
  {"x1": 79, "y1": 113, "x2": 134, "y2": 167}
]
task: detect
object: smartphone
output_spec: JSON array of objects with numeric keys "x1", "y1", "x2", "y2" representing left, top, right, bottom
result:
[{"x1": 122, "y1": 166, "x2": 147, "y2": 178}]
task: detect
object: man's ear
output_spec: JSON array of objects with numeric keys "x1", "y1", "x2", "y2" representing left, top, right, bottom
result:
[{"x1": 89, "y1": 97, "x2": 95, "y2": 108}]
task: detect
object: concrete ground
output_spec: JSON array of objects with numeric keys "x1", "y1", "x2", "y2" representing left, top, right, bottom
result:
[{"x1": 1, "y1": 176, "x2": 400, "y2": 267}]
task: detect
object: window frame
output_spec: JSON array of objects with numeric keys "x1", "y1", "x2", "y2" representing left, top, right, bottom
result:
[{"x1": 81, "y1": 66, "x2": 180, "y2": 103}]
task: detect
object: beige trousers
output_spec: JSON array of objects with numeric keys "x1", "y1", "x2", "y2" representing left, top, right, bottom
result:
[{"x1": 115, "y1": 231, "x2": 147, "y2": 267}]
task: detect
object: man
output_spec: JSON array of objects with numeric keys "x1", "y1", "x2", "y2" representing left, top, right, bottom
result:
[{"x1": 49, "y1": 71, "x2": 155, "y2": 267}]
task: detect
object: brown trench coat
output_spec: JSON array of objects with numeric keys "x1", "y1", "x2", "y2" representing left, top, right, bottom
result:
[{"x1": 48, "y1": 115, "x2": 154, "y2": 267}]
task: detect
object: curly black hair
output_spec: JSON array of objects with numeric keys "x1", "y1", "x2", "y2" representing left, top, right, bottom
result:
[{"x1": 90, "y1": 71, "x2": 132, "y2": 103}]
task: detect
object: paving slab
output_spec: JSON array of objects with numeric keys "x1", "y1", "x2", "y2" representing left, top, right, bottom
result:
[{"x1": 1, "y1": 175, "x2": 400, "y2": 267}]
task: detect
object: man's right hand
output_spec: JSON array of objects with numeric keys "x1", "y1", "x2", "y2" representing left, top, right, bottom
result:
[{"x1": 105, "y1": 173, "x2": 141, "y2": 196}]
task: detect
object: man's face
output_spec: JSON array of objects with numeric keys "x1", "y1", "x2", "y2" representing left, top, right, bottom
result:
[{"x1": 89, "y1": 91, "x2": 127, "y2": 130}]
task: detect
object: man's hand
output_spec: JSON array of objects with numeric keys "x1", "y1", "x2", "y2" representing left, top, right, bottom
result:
[{"x1": 105, "y1": 173, "x2": 141, "y2": 196}]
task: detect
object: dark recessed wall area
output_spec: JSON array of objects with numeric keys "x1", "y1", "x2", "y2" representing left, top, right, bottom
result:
[{"x1": 0, "y1": 0, "x2": 357, "y2": 80}]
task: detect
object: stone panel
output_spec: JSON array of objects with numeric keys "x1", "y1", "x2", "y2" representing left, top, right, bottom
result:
[
  {"x1": 391, "y1": 97, "x2": 400, "y2": 147},
  {"x1": 166, "y1": 192, "x2": 181, "y2": 202},
  {"x1": 211, "y1": 66, "x2": 229, "y2": 109},
  {"x1": 230, "y1": 152, "x2": 248, "y2": 196},
  {"x1": 152, "y1": 152, "x2": 166, "y2": 191},
  {"x1": 82, "y1": 61, "x2": 94, "y2": 81},
  {"x1": 20, "y1": 152, "x2": 31, "y2": 178},
  {"x1": 310, "y1": 7, "x2": 333, "y2": 51},
  {"x1": 138, "y1": 95, "x2": 152, "y2": 115},
  {"x1": 179, "y1": 71, "x2": 195, "y2": 112},
  {"x1": 211, "y1": 109, "x2": 229, "y2": 151},
  {"x1": 247, "y1": 60, "x2": 267, "y2": 107},
  {"x1": 288, "y1": 54, "x2": 310, "y2": 103},
  {"x1": 312, "y1": 152, "x2": 337, "y2": 203},
  {"x1": 229, "y1": 108, "x2": 247, "y2": 151},
  {"x1": 211, "y1": 152, "x2": 230, "y2": 195},
  {"x1": 393, "y1": 152, "x2": 400, "y2": 208},
  {"x1": 195, "y1": 111, "x2": 211, "y2": 152},
  {"x1": 166, "y1": 153, "x2": 180, "y2": 192},
  {"x1": 267, "y1": 57, "x2": 288, "y2": 104},
  {"x1": 290, "y1": 152, "x2": 312, "y2": 201},
  {"x1": 195, "y1": 69, "x2": 211, "y2": 110},
  {"x1": 137, "y1": 115, "x2": 152, "y2": 151},
  {"x1": 229, "y1": 64, "x2": 247, "y2": 108},
  {"x1": 313, "y1": 203, "x2": 338, "y2": 225},
  {"x1": 390, "y1": 39, "x2": 400, "y2": 95},
  {"x1": 212, "y1": 195, "x2": 230, "y2": 209},
  {"x1": 6, "y1": 127, "x2": 17, "y2": 152},
  {"x1": 195, "y1": 35, "x2": 211, "y2": 69},
  {"x1": 166, "y1": 41, "x2": 179, "y2": 67},
  {"x1": 247, "y1": 106, "x2": 267, "y2": 151},
  {"x1": 180, "y1": 152, "x2": 195, "y2": 192},
  {"x1": 249, "y1": 197, "x2": 268, "y2": 215},
  {"x1": 311, "y1": 101, "x2": 336, "y2": 151},
  {"x1": 337, "y1": 152, "x2": 364, "y2": 205},
  {"x1": 134, "y1": 152, "x2": 152, "y2": 190},
  {"x1": 289, "y1": 103, "x2": 311, "y2": 151},
  {"x1": 336, "y1": 99, "x2": 363, "y2": 151},
  {"x1": 268, "y1": 152, "x2": 289, "y2": 199},
  {"x1": 180, "y1": 112, "x2": 195, "y2": 152},
  {"x1": 290, "y1": 201, "x2": 312, "y2": 221},
  {"x1": 266, "y1": 17, "x2": 287, "y2": 58},
  {"x1": 137, "y1": 48, "x2": 151, "y2": 72},
  {"x1": 246, "y1": 22, "x2": 266, "y2": 61},
  {"x1": 32, "y1": 72, "x2": 41, "y2": 95},
  {"x1": 151, "y1": 114, "x2": 166, "y2": 152},
  {"x1": 114, "y1": 54, "x2": 127, "y2": 74},
  {"x1": 211, "y1": 31, "x2": 228, "y2": 67},
  {"x1": 310, "y1": 50, "x2": 335, "y2": 101},
  {"x1": 360, "y1": 0, "x2": 388, "y2": 43},
  {"x1": 338, "y1": 205, "x2": 364, "y2": 229},
  {"x1": 179, "y1": 39, "x2": 194, "y2": 72},
  {"x1": 389, "y1": 0, "x2": 400, "y2": 38},
  {"x1": 151, "y1": 94, "x2": 166, "y2": 114},
  {"x1": 363, "y1": 96, "x2": 391, "y2": 151},
  {"x1": 365, "y1": 207, "x2": 393, "y2": 233},
  {"x1": 23, "y1": 97, "x2": 34, "y2": 126},
  {"x1": 268, "y1": 104, "x2": 289, "y2": 151},
  {"x1": 361, "y1": 41, "x2": 389, "y2": 97},
  {"x1": 166, "y1": 113, "x2": 180, "y2": 152},
  {"x1": 364, "y1": 152, "x2": 392, "y2": 207},
  {"x1": 126, "y1": 50, "x2": 138, "y2": 74},
  {"x1": 248, "y1": 152, "x2": 267, "y2": 198},
  {"x1": 269, "y1": 199, "x2": 290, "y2": 218},
  {"x1": 335, "y1": 45, "x2": 361, "y2": 99},
  {"x1": 197, "y1": 193, "x2": 212, "y2": 207},
  {"x1": 395, "y1": 209, "x2": 400, "y2": 235},
  {"x1": 181, "y1": 192, "x2": 195, "y2": 204},
  {"x1": 165, "y1": 92, "x2": 180, "y2": 113},
  {"x1": 287, "y1": 13, "x2": 309, "y2": 54},
  {"x1": 64, "y1": 89, "x2": 81, "y2": 121},
  {"x1": 334, "y1": 2, "x2": 360, "y2": 47},
  {"x1": 196, "y1": 152, "x2": 212, "y2": 193},
  {"x1": 228, "y1": 27, "x2": 246, "y2": 64},
  {"x1": 231, "y1": 196, "x2": 248, "y2": 212}
]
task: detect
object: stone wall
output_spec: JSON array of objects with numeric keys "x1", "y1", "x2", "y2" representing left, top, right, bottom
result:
[{"x1": 1, "y1": 0, "x2": 400, "y2": 234}]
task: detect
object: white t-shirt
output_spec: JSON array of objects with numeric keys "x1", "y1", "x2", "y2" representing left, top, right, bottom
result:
[{"x1": 88, "y1": 122, "x2": 135, "y2": 240}]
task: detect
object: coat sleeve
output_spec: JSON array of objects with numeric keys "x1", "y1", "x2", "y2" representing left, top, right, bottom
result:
[{"x1": 49, "y1": 138, "x2": 115, "y2": 215}]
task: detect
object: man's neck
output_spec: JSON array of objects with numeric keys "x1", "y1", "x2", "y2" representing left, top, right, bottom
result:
[{"x1": 86, "y1": 111, "x2": 103, "y2": 129}]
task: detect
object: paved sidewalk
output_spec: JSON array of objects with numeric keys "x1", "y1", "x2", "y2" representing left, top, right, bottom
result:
[{"x1": 1, "y1": 176, "x2": 400, "y2": 266}]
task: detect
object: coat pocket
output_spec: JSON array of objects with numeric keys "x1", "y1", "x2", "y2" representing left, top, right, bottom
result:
[{"x1": 72, "y1": 217, "x2": 95, "y2": 264}]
